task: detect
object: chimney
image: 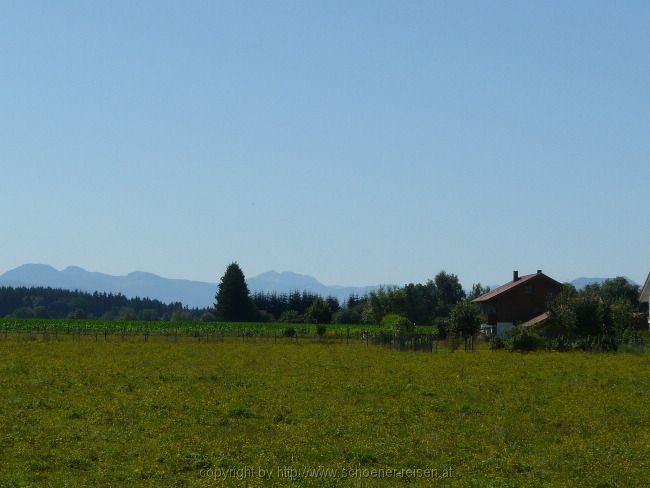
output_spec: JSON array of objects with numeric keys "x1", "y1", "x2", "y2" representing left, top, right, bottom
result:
[
  {"x1": 537, "y1": 269, "x2": 542, "y2": 274},
  {"x1": 513, "y1": 270, "x2": 519, "y2": 281}
]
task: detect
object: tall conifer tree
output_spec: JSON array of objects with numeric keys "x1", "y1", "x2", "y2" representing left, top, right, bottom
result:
[{"x1": 215, "y1": 262, "x2": 255, "y2": 321}]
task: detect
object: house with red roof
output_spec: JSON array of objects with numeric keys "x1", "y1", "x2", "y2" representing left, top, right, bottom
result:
[{"x1": 472, "y1": 270, "x2": 563, "y2": 336}]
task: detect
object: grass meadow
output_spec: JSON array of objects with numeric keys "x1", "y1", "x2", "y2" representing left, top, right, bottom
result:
[{"x1": 1, "y1": 336, "x2": 649, "y2": 486}]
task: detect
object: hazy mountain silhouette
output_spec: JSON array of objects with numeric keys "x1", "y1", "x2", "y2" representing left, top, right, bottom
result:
[{"x1": 0, "y1": 264, "x2": 384, "y2": 307}]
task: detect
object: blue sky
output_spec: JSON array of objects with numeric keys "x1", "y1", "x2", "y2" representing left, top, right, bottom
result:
[{"x1": 1, "y1": 1, "x2": 649, "y2": 287}]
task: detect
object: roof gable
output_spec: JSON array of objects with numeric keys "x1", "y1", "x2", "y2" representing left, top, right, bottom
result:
[
  {"x1": 472, "y1": 272, "x2": 562, "y2": 303},
  {"x1": 521, "y1": 312, "x2": 549, "y2": 327},
  {"x1": 640, "y1": 272, "x2": 650, "y2": 302}
]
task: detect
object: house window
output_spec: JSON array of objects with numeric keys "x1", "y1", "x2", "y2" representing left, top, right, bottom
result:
[
  {"x1": 525, "y1": 285, "x2": 534, "y2": 294},
  {"x1": 546, "y1": 289, "x2": 556, "y2": 300}
]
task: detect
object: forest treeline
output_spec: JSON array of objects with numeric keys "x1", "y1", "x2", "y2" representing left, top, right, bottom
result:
[
  {"x1": 0, "y1": 286, "x2": 194, "y2": 321},
  {"x1": 213, "y1": 263, "x2": 479, "y2": 330},
  {"x1": 0, "y1": 268, "x2": 475, "y2": 327}
]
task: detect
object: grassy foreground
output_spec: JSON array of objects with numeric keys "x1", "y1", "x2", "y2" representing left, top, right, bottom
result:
[{"x1": 1, "y1": 338, "x2": 649, "y2": 487}]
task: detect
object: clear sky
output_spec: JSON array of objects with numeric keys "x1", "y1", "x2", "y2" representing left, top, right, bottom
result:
[{"x1": 1, "y1": 1, "x2": 648, "y2": 287}]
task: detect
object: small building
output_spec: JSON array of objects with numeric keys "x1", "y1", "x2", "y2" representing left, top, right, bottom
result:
[
  {"x1": 473, "y1": 270, "x2": 563, "y2": 336},
  {"x1": 640, "y1": 272, "x2": 650, "y2": 330}
]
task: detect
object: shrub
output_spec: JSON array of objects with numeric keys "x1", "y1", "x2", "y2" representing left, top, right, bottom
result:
[
  {"x1": 255, "y1": 310, "x2": 275, "y2": 323},
  {"x1": 200, "y1": 311, "x2": 216, "y2": 322},
  {"x1": 489, "y1": 335, "x2": 505, "y2": 350},
  {"x1": 283, "y1": 327, "x2": 296, "y2": 338},
  {"x1": 449, "y1": 299, "x2": 484, "y2": 339},
  {"x1": 315, "y1": 324, "x2": 326, "y2": 337},
  {"x1": 433, "y1": 318, "x2": 449, "y2": 339},
  {"x1": 333, "y1": 308, "x2": 362, "y2": 324},
  {"x1": 305, "y1": 298, "x2": 332, "y2": 324},
  {"x1": 12, "y1": 307, "x2": 35, "y2": 319},
  {"x1": 279, "y1": 310, "x2": 303, "y2": 323},
  {"x1": 506, "y1": 326, "x2": 545, "y2": 352},
  {"x1": 380, "y1": 313, "x2": 414, "y2": 335}
]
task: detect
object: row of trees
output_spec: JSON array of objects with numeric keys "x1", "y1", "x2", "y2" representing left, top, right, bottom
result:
[
  {"x1": 214, "y1": 263, "x2": 480, "y2": 327},
  {"x1": 0, "y1": 286, "x2": 196, "y2": 321},
  {"x1": 251, "y1": 291, "x2": 341, "y2": 323},
  {"x1": 540, "y1": 278, "x2": 644, "y2": 350},
  {"x1": 359, "y1": 271, "x2": 477, "y2": 325}
]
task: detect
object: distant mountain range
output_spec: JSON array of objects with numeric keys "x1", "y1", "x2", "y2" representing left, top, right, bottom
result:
[
  {"x1": 0, "y1": 264, "x2": 385, "y2": 308},
  {"x1": 0, "y1": 264, "x2": 636, "y2": 308}
]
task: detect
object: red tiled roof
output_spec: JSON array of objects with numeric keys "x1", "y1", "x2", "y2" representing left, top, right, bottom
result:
[
  {"x1": 471, "y1": 273, "x2": 538, "y2": 302},
  {"x1": 521, "y1": 312, "x2": 549, "y2": 327}
]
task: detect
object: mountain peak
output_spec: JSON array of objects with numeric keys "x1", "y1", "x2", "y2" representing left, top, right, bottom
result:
[
  {"x1": 63, "y1": 265, "x2": 86, "y2": 273},
  {"x1": 2, "y1": 263, "x2": 60, "y2": 279},
  {"x1": 14, "y1": 263, "x2": 58, "y2": 272},
  {"x1": 250, "y1": 270, "x2": 323, "y2": 288},
  {"x1": 254, "y1": 270, "x2": 281, "y2": 281},
  {"x1": 128, "y1": 271, "x2": 159, "y2": 278}
]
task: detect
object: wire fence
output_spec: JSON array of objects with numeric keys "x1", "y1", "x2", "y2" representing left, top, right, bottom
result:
[{"x1": 0, "y1": 324, "x2": 450, "y2": 351}]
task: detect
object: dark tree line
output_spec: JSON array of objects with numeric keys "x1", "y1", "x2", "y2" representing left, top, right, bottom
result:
[
  {"x1": 251, "y1": 291, "x2": 341, "y2": 322},
  {"x1": 0, "y1": 286, "x2": 197, "y2": 321}
]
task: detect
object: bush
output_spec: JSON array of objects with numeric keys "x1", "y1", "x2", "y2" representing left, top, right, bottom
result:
[
  {"x1": 506, "y1": 326, "x2": 545, "y2": 352},
  {"x1": 12, "y1": 307, "x2": 35, "y2": 318},
  {"x1": 333, "y1": 308, "x2": 362, "y2": 324},
  {"x1": 200, "y1": 311, "x2": 216, "y2": 322},
  {"x1": 449, "y1": 299, "x2": 484, "y2": 340},
  {"x1": 305, "y1": 298, "x2": 332, "y2": 324},
  {"x1": 255, "y1": 310, "x2": 275, "y2": 323},
  {"x1": 489, "y1": 335, "x2": 505, "y2": 350},
  {"x1": 547, "y1": 328, "x2": 642, "y2": 352},
  {"x1": 380, "y1": 313, "x2": 414, "y2": 335},
  {"x1": 433, "y1": 318, "x2": 449, "y2": 339},
  {"x1": 279, "y1": 310, "x2": 303, "y2": 323},
  {"x1": 315, "y1": 324, "x2": 326, "y2": 337},
  {"x1": 283, "y1": 327, "x2": 296, "y2": 338}
]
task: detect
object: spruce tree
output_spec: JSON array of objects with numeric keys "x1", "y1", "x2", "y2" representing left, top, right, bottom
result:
[{"x1": 214, "y1": 262, "x2": 255, "y2": 321}]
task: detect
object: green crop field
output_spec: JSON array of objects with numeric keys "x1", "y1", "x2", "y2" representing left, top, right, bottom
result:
[
  {"x1": 1, "y1": 336, "x2": 649, "y2": 487},
  {"x1": 0, "y1": 318, "x2": 436, "y2": 338}
]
